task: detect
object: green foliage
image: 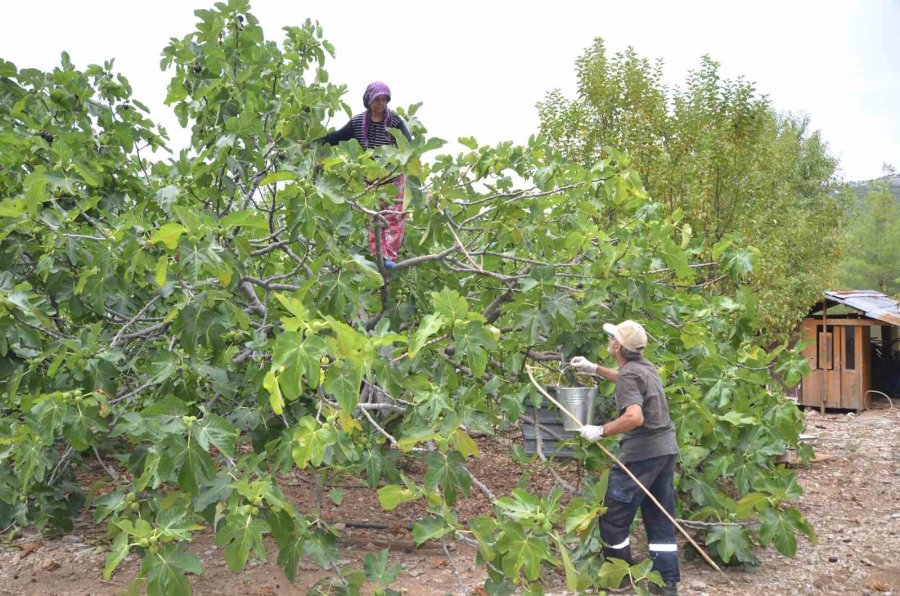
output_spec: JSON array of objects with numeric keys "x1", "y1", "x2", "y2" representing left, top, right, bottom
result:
[
  {"x1": 599, "y1": 558, "x2": 661, "y2": 594},
  {"x1": 0, "y1": 3, "x2": 814, "y2": 593},
  {"x1": 837, "y1": 176, "x2": 900, "y2": 295},
  {"x1": 538, "y1": 39, "x2": 845, "y2": 339},
  {"x1": 363, "y1": 549, "x2": 402, "y2": 595}
]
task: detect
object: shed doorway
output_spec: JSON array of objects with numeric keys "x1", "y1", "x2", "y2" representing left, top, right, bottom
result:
[{"x1": 799, "y1": 320, "x2": 871, "y2": 410}]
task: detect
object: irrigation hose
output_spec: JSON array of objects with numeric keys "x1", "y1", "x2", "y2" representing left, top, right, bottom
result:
[{"x1": 526, "y1": 366, "x2": 731, "y2": 582}]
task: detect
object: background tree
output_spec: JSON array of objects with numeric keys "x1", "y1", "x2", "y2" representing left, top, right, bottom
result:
[
  {"x1": 1, "y1": 4, "x2": 812, "y2": 594},
  {"x1": 538, "y1": 39, "x2": 844, "y2": 340},
  {"x1": 837, "y1": 167, "x2": 900, "y2": 295}
]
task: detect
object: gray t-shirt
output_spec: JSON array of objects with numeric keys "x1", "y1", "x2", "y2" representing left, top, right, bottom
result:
[{"x1": 614, "y1": 357, "x2": 679, "y2": 462}]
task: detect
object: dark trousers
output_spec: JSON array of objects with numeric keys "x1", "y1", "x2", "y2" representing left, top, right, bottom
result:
[{"x1": 600, "y1": 454, "x2": 680, "y2": 583}]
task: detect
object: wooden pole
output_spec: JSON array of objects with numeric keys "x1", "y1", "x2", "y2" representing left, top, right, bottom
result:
[
  {"x1": 821, "y1": 295, "x2": 828, "y2": 414},
  {"x1": 526, "y1": 367, "x2": 729, "y2": 581}
]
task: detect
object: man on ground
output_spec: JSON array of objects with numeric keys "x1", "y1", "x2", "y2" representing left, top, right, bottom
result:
[{"x1": 570, "y1": 319, "x2": 680, "y2": 595}]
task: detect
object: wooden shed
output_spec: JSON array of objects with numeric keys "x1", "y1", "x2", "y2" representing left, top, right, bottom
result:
[{"x1": 798, "y1": 290, "x2": 900, "y2": 411}]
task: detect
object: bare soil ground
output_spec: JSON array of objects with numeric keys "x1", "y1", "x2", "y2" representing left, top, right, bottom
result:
[{"x1": 1, "y1": 398, "x2": 898, "y2": 595}]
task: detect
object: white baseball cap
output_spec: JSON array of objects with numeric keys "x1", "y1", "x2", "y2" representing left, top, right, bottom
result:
[{"x1": 603, "y1": 320, "x2": 647, "y2": 351}]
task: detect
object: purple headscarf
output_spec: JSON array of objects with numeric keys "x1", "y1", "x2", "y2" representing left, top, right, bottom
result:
[
  {"x1": 362, "y1": 81, "x2": 392, "y2": 148},
  {"x1": 363, "y1": 81, "x2": 391, "y2": 108}
]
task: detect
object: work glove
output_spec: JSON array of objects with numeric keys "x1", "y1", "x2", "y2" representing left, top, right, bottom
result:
[
  {"x1": 569, "y1": 356, "x2": 597, "y2": 374},
  {"x1": 579, "y1": 424, "x2": 604, "y2": 442},
  {"x1": 578, "y1": 424, "x2": 603, "y2": 443}
]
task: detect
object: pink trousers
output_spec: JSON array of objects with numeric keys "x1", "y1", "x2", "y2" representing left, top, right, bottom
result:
[{"x1": 368, "y1": 175, "x2": 406, "y2": 261}]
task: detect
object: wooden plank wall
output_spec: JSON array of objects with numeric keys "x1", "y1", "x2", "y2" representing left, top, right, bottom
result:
[
  {"x1": 799, "y1": 318, "x2": 875, "y2": 411},
  {"x1": 840, "y1": 326, "x2": 860, "y2": 409},
  {"x1": 859, "y1": 326, "x2": 871, "y2": 409},
  {"x1": 825, "y1": 327, "x2": 842, "y2": 409},
  {"x1": 799, "y1": 320, "x2": 823, "y2": 408}
]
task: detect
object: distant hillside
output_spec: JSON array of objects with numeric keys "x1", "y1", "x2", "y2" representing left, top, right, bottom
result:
[{"x1": 847, "y1": 174, "x2": 900, "y2": 202}]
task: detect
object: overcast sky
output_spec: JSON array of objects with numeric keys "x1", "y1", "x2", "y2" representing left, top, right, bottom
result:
[{"x1": 3, "y1": 1, "x2": 898, "y2": 181}]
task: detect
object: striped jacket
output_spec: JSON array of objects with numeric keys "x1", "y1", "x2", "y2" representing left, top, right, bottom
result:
[{"x1": 321, "y1": 112, "x2": 411, "y2": 148}]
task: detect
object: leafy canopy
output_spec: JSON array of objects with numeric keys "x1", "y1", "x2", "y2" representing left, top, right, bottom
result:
[
  {"x1": 0, "y1": 3, "x2": 812, "y2": 593},
  {"x1": 538, "y1": 39, "x2": 844, "y2": 340},
  {"x1": 837, "y1": 171, "x2": 900, "y2": 296}
]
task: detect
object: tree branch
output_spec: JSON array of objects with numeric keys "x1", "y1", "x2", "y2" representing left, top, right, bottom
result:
[
  {"x1": 393, "y1": 246, "x2": 460, "y2": 270},
  {"x1": 48, "y1": 446, "x2": 74, "y2": 486},
  {"x1": 443, "y1": 258, "x2": 525, "y2": 282},
  {"x1": 93, "y1": 446, "x2": 119, "y2": 482},
  {"x1": 239, "y1": 276, "x2": 300, "y2": 292},
  {"x1": 359, "y1": 404, "x2": 399, "y2": 447},
  {"x1": 110, "y1": 378, "x2": 157, "y2": 404},
  {"x1": 239, "y1": 281, "x2": 267, "y2": 317},
  {"x1": 9, "y1": 312, "x2": 68, "y2": 341},
  {"x1": 116, "y1": 321, "x2": 169, "y2": 343},
  {"x1": 458, "y1": 179, "x2": 600, "y2": 227},
  {"x1": 465, "y1": 467, "x2": 496, "y2": 502},
  {"x1": 483, "y1": 288, "x2": 515, "y2": 324},
  {"x1": 648, "y1": 261, "x2": 718, "y2": 275},
  {"x1": 250, "y1": 239, "x2": 294, "y2": 256},
  {"x1": 444, "y1": 213, "x2": 483, "y2": 271},
  {"x1": 442, "y1": 540, "x2": 468, "y2": 595},
  {"x1": 525, "y1": 349, "x2": 563, "y2": 362},
  {"x1": 63, "y1": 233, "x2": 106, "y2": 241},
  {"x1": 111, "y1": 295, "x2": 161, "y2": 347}
]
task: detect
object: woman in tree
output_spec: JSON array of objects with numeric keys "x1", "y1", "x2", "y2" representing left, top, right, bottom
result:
[{"x1": 320, "y1": 82, "x2": 412, "y2": 269}]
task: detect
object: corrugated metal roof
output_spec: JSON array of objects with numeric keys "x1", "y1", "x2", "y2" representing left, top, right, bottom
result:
[{"x1": 823, "y1": 290, "x2": 900, "y2": 326}]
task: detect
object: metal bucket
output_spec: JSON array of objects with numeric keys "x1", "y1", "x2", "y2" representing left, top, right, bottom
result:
[{"x1": 555, "y1": 387, "x2": 597, "y2": 431}]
